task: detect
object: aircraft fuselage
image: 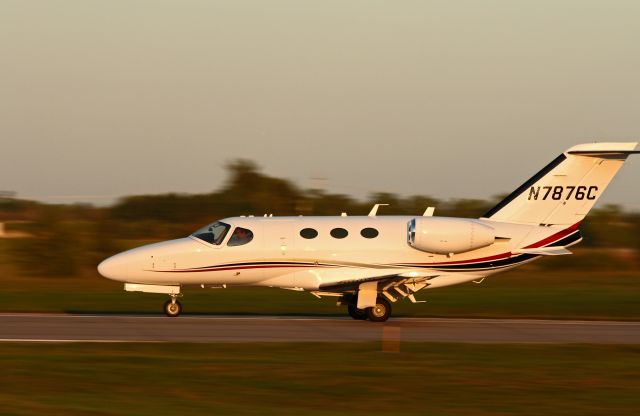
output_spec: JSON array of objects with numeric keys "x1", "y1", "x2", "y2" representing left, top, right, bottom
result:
[{"x1": 99, "y1": 215, "x2": 580, "y2": 290}]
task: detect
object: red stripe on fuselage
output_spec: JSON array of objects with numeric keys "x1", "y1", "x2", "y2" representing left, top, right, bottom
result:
[
  {"x1": 523, "y1": 221, "x2": 581, "y2": 249},
  {"x1": 405, "y1": 252, "x2": 513, "y2": 266},
  {"x1": 149, "y1": 264, "x2": 330, "y2": 273}
]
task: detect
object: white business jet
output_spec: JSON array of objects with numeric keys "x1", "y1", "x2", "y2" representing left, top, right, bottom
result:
[{"x1": 98, "y1": 142, "x2": 638, "y2": 321}]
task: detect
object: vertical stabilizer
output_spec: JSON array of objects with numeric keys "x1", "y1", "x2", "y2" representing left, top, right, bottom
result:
[{"x1": 482, "y1": 142, "x2": 638, "y2": 225}]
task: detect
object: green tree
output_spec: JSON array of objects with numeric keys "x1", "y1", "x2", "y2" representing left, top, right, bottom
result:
[{"x1": 9, "y1": 208, "x2": 79, "y2": 277}]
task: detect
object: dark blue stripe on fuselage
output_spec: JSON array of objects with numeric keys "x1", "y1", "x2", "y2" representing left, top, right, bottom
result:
[
  {"x1": 547, "y1": 230, "x2": 582, "y2": 247},
  {"x1": 429, "y1": 253, "x2": 538, "y2": 271}
]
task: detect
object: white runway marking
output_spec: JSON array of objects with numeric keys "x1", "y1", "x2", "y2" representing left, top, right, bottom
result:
[{"x1": 0, "y1": 338, "x2": 163, "y2": 343}]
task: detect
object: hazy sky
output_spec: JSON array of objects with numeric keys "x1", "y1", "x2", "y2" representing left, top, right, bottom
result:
[{"x1": 1, "y1": 0, "x2": 639, "y2": 209}]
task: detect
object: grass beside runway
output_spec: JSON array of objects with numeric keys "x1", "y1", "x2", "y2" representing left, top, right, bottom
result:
[
  {"x1": 1, "y1": 342, "x2": 639, "y2": 415},
  {"x1": 0, "y1": 268, "x2": 638, "y2": 320}
]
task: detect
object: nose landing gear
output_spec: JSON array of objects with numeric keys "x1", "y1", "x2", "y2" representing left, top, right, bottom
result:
[{"x1": 164, "y1": 295, "x2": 182, "y2": 317}]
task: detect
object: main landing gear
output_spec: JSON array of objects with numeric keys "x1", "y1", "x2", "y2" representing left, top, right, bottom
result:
[
  {"x1": 367, "y1": 297, "x2": 392, "y2": 322},
  {"x1": 347, "y1": 304, "x2": 368, "y2": 320},
  {"x1": 164, "y1": 295, "x2": 182, "y2": 317},
  {"x1": 347, "y1": 297, "x2": 392, "y2": 322}
]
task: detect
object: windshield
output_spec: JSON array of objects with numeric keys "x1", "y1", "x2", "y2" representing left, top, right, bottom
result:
[{"x1": 191, "y1": 221, "x2": 231, "y2": 245}]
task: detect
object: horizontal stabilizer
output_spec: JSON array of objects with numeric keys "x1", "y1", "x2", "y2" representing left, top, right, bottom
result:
[
  {"x1": 567, "y1": 150, "x2": 640, "y2": 158},
  {"x1": 512, "y1": 247, "x2": 572, "y2": 256}
]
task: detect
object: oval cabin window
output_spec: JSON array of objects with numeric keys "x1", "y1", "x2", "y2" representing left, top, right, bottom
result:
[
  {"x1": 330, "y1": 228, "x2": 348, "y2": 239},
  {"x1": 360, "y1": 227, "x2": 379, "y2": 239},
  {"x1": 300, "y1": 228, "x2": 318, "y2": 239}
]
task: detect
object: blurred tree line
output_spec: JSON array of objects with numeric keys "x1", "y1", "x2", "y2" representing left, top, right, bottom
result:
[{"x1": 1, "y1": 160, "x2": 638, "y2": 277}]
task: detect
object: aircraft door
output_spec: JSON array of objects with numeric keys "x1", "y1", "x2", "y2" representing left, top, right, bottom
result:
[
  {"x1": 279, "y1": 226, "x2": 291, "y2": 257},
  {"x1": 262, "y1": 220, "x2": 297, "y2": 287},
  {"x1": 261, "y1": 220, "x2": 294, "y2": 257},
  {"x1": 200, "y1": 221, "x2": 264, "y2": 285},
  {"x1": 211, "y1": 222, "x2": 265, "y2": 285}
]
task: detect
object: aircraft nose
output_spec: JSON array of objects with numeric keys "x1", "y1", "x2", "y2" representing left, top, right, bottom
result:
[{"x1": 97, "y1": 254, "x2": 130, "y2": 282}]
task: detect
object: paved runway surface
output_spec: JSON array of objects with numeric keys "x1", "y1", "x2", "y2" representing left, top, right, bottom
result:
[{"x1": 1, "y1": 314, "x2": 639, "y2": 343}]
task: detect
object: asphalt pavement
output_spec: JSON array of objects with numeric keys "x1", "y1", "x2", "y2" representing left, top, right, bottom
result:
[{"x1": 1, "y1": 313, "x2": 639, "y2": 343}]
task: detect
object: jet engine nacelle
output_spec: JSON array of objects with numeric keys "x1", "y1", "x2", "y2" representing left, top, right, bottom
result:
[{"x1": 407, "y1": 217, "x2": 495, "y2": 255}]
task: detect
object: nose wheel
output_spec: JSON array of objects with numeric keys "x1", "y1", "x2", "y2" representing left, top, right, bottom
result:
[{"x1": 164, "y1": 298, "x2": 182, "y2": 317}]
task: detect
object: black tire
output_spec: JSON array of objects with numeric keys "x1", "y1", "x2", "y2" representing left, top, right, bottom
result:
[
  {"x1": 367, "y1": 297, "x2": 391, "y2": 322},
  {"x1": 164, "y1": 299, "x2": 182, "y2": 317},
  {"x1": 347, "y1": 304, "x2": 368, "y2": 320}
]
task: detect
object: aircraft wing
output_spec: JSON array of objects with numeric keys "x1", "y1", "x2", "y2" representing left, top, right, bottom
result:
[
  {"x1": 316, "y1": 269, "x2": 439, "y2": 306},
  {"x1": 318, "y1": 271, "x2": 437, "y2": 293}
]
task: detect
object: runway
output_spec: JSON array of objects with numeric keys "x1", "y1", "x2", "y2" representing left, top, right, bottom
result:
[{"x1": 1, "y1": 314, "x2": 639, "y2": 344}]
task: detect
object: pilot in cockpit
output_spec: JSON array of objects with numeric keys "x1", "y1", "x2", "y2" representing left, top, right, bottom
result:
[{"x1": 227, "y1": 227, "x2": 253, "y2": 246}]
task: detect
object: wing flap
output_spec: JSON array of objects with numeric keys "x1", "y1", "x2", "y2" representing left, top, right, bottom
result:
[{"x1": 318, "y1": 271, "x2": 438, "y2": 292}]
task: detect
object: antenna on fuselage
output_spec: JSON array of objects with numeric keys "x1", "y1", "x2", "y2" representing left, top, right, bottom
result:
[
  {"x1": 368, "y1": 204, "x2": 389, "y2": 217},
  {"x1": 423, "y1": 207, "x2": 435, "y2": 216}
]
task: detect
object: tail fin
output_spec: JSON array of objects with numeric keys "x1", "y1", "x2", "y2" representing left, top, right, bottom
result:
[{"x1": 482, "y1": 142, "x2": 638, "y2": 225}]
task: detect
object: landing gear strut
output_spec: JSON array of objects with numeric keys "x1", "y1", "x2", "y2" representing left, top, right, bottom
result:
[{"x1": 164, "y1": 296, "x2": 182, "y2": 317}]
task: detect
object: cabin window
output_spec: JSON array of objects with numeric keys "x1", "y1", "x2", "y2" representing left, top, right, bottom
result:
[
  {"x1": 361, "y1": 227, "x2": 379, "y2": 239},
  {"x1": 191, "y1": 221, "x2": 231, "y2": 245},
  {"x1": 227, "y1": 227, "x2": 254, "y2": 247},
  {"x1": 330, "y1": 228, "x2": 348, "y2": 239},
  {"x1": 300, "y1": 228, "x2": 318, "y2": 239}
]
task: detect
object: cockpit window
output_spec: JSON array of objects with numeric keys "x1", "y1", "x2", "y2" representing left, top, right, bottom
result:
[
  {"x1": 227, "y1": 227, "x2": 254, "y2": 247},
  {"x1": 192, "y1": 222, "x2": 231, "y2": 245}
]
